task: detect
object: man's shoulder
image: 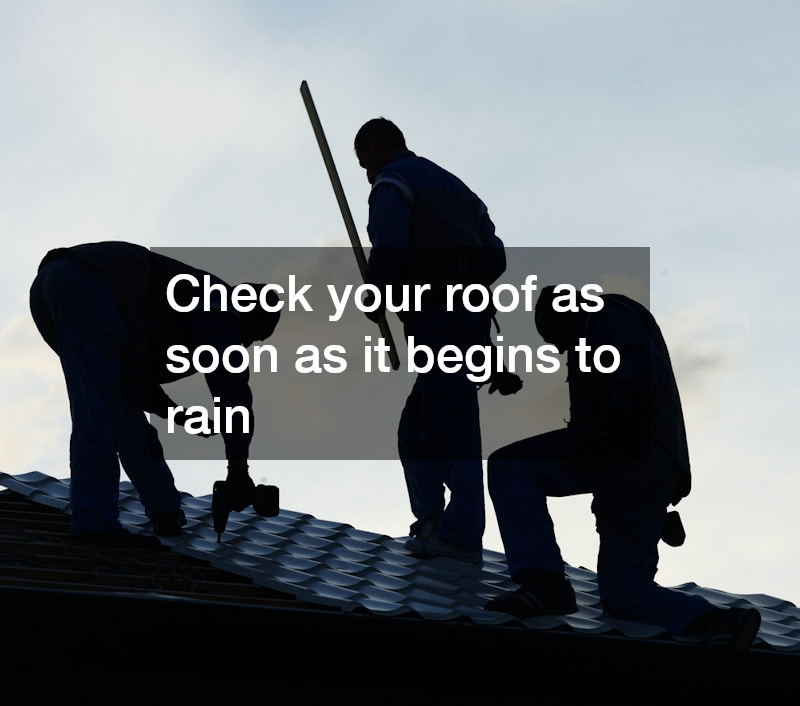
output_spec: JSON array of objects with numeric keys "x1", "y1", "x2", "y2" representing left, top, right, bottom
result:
[
  {"x1": 601, "y1": 293, "x2": 651, "y2": 318},
  {"x1": 385, "y1": 152, "x2": 475, "y2": 194},
  {"x1": 38, "y1": 241, "x2": 151, "y2": 273},
  {"x1": 384, "y1": 151, "x2": 447, "y2": 176},
  {"x1": 68, "y1": 240, "x2": 147, "y2": 256}
]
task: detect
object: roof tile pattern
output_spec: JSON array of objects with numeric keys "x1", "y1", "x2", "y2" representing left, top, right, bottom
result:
[{"x1": 3, "y1": 470, "x2": 799, "y2": 653}]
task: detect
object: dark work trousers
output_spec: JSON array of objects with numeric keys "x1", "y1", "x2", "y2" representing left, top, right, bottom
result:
[
  {"x1": 398, "y1": 303, "x2": 490, "y2": 552},
  {"x1": 488, "y1": 428, "x2": 714, "y2": 634},
  {"x1": 29, "y1": 257, "x2": 181, "y2": 537}
]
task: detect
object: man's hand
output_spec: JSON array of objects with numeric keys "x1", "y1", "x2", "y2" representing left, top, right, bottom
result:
[
  {"x1": 225, "y1": 460, "x2": 256, "y2": 512},
  {"x1": 171, "y1": 410, "x2": 216, "y2": 437},
  {"x1": 486, "y1": 370, "x2": 523, "y2": 395}
]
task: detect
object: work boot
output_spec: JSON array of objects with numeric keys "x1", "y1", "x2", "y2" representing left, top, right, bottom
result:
[
  {"x1": 485, "y1": 572, "x2": 578, "y2": 617},
  {"x1": 687, "y1": 606, "x2": 761, "y2": 650},
  {"x1": 69, "y1": 528, "x2": 167, "y2": 551},
  {"x1": 405, "y1": 535, "x2": 482, "y2": 565},
  {"x1": 152, "y1": 508, "x2": 187, "y2": 537},
  {"x1": 410, "y1": 518, "x2": 438, "y2": 541}
]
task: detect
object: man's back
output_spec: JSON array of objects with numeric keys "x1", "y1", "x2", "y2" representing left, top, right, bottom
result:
[
  {"x1": 567, "y1": 294, "x2": 691, "y2": 499},
  {"x1": 38, "y1": 241, "x2": 228, "y2": 381},
  {"x1": 368, "y1": 150, "x2": 505, "y2": 296}
]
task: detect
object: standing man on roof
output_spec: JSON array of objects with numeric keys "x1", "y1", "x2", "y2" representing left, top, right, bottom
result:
[
  {"x1": 485, "y1": 285, "x2": 761, "y2": 649},
  {"x1": 354, "y1": 118, "x2": 514, "y2": 564},
  {"x1": 29, "y1": 241, "x2": 281, "y2": 549}
]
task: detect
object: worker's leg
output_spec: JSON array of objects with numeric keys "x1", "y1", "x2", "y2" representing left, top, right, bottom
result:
[
  {"x1": 30, "y1": 258, "x2": 128, "y2": 536},
  {"x1": 116, "y1": 397, "x2": 182, "y2": 526},
  {"x1": 592, "y1": 449, "x2": 713, "y2": 634},
  {"x1": 488, "y1": 429, "x2": 591, "y2": 579},
  {"x1": 399, "y1": 307, "x2": 485, "y2": 551}
]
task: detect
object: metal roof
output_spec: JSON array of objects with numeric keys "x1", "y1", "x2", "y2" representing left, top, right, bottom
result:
[{"x1": 2, "y1": 469, "x2": 799, "y2": 657}]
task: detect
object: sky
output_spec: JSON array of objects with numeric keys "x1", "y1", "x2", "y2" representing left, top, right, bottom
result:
[{"x1": 1, "y1": 0, "x2": 799, "y2": 603}]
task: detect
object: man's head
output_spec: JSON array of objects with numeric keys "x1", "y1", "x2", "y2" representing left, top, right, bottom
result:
[
  {"x1": 354, "y1": 117, "x2": 406, "y2": 183},
  {"x1": 534, "y1": 285, "x2": 580, "y2": 353}
]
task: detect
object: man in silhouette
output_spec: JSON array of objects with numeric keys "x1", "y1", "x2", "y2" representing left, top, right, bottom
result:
[
  {"x1": 485, "y1": 285, "x2": 761, "y2": 649},
  {"x1": 30, "y1": 241, "x2": 280, "y2": 548},
  {"x1": 355, "y1": 118, "x2": 512, "y2": 564}
]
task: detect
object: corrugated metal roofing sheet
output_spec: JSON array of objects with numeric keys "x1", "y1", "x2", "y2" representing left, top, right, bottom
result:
[{"x1": 2, "y1": 469, "x2": 799, "y2": 654}]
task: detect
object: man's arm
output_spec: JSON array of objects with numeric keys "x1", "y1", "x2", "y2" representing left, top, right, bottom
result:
[
  {"x1": 141, "y1": 383, "x2": 177, "y2": 419},
  {"x1": 189, "y1": 310, "x2": 255, "y2": 461},
  {"x1": 364, "y1": 180, "x2": 412, "y2": 289},
  {"x1": 476, "y1": 199, "x2": 506, "y2": 286},
  {"x1": 573, "y1": 303, "x2": 653, "y2": 456}
]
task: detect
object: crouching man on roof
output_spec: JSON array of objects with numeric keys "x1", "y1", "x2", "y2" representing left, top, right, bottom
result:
[
  {"x1": 29, "y1": 241, "x2": 280, "y2": 549},
  {"x1": 485, "y1": 285, "x2": 761, "y2": 649}
]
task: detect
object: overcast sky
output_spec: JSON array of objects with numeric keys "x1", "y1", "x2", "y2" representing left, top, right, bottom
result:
[{"x1": 2, "y1": 1, "x2": 798, "y2": 604}]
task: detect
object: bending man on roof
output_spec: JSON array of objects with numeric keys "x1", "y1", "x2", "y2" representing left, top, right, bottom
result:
[{"x1": 29, "y1": 241, "x2": 280, "y2": 549}]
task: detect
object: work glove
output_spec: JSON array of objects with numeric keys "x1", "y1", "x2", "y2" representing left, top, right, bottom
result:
[
  {"x1": 487, "y1": 370, "x2": 523, "y2": 395},
  {"x1": 224, "y1": 460, "x2": 256, "y2": 512},
  {"x1": 171, "y1": 409, "x2": 216, "y2": 438},
  {"x1": 662, "y1": 510, "x2": 686, "y2": 547}
]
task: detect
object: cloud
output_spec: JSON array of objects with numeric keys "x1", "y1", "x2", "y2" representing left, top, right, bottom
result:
[
  {"x1": 0, "y1": 314, "x2": 69, "y2": 476},
  {"x1": 657, "y1": 301, "x2": 743, "y2": 423}
]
